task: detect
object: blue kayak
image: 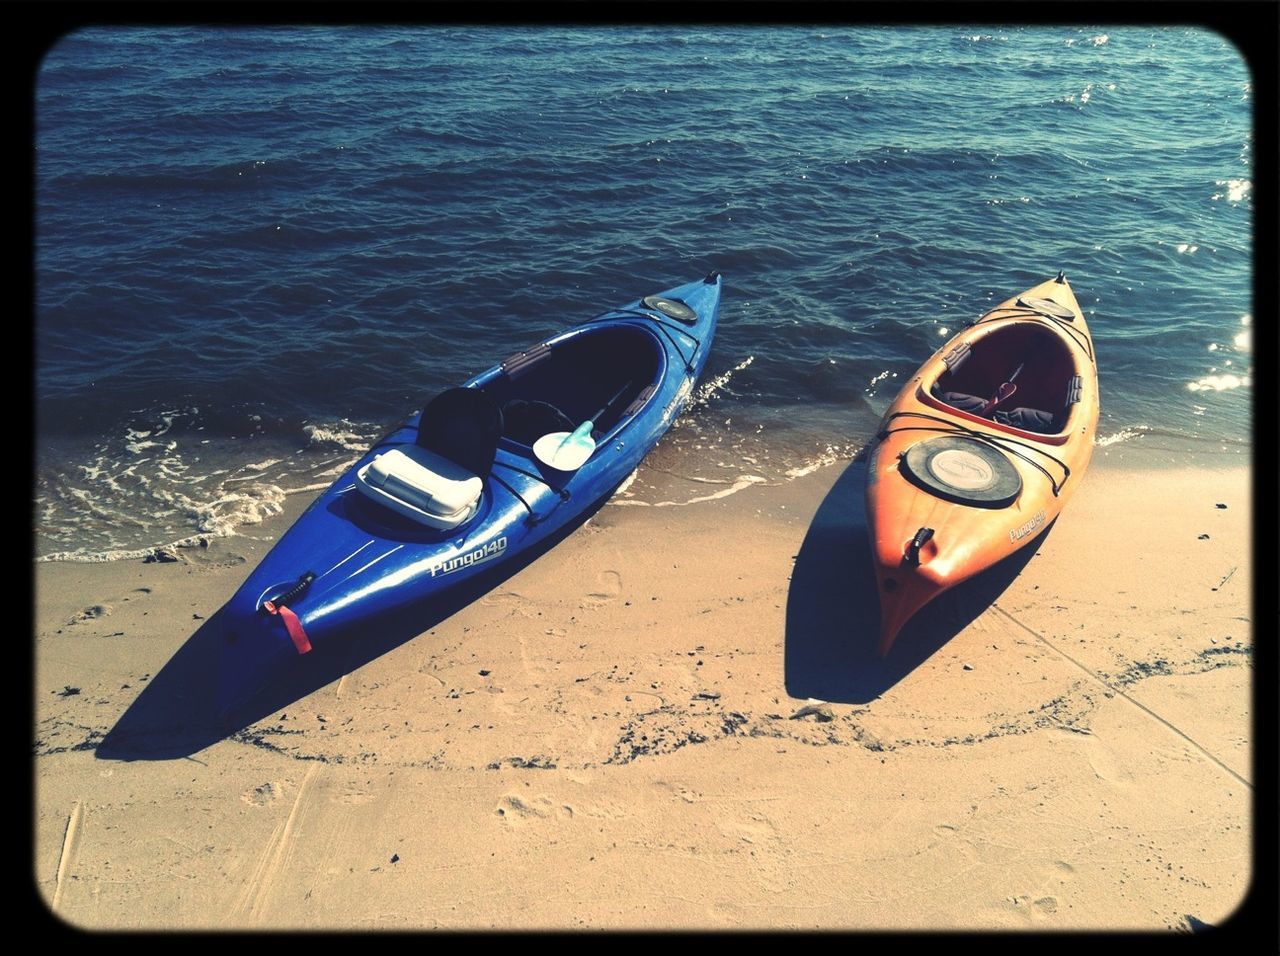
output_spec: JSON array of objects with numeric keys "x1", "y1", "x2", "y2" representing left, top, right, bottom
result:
[{"x1": 218, "y1": 273, "x2": 722, "y2": 709}]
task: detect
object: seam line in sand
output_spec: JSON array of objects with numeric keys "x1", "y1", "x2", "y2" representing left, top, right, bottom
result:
[{"x1": 991, "y1": 605, "x2": 1251, "y2": 791}]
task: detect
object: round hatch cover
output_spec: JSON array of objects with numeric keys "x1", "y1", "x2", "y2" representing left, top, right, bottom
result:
[
  {"x1": 1016, "y1": 296, "x2": 1075, "y2": 322},
  {"x1": 900, "y1": 435, "x2": 1022, "y2": 508},
  {"x1": 642, "y1": 295, "x2": 698, "y2": 324}
]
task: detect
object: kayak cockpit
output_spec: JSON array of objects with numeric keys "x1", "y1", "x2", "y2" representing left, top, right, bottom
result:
[
  {"x1": 926, "y1": 321, "x2": 1086, "y2": 438},
  {"x1": 482, "y1": 323, "x2": 666, "y2": 449},
  {"x1": 351, "y1": 323, "x2": 667, "y2": 534}
]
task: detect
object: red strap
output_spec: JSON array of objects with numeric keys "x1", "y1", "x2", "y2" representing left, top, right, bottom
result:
[{"x1": 262, "y1": 600, "x2": 313, "y2": 654}]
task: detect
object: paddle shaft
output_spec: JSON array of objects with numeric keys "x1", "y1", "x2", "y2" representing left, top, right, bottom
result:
[
  {"x1": 981, "y1": 363, "x2": 1025, "y2": 414},
  {"x1": 584, "y1": 382, "x2": 634, "y2": 431}
]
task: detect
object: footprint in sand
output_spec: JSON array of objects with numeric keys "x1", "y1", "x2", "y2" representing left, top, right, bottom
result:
[
  {"x1": 479, "y1": 589, "x2": 540, "y2": 619},
  {"x1": 1006, "y1": 894, "x2": 1059, "y2": 920},
  {"x1": 1084, "y1": 738, "x2": 1137, "y2": 785},
  {"x1": 478, "y1": 591, "x2": 542, "y2": 621},
  {"x1": 68, "y1": 604, "x2": 112, "y2": 626},
  {"x1": 583, "y1": 570, "x2": 622, "y2": 607},
  {"x1": 201, "y1": 554, "x2": 247, "y2": 569},
  {"x1": 494, "y1": 793, "x2": 573, "y2": 824},
  {"x1": 241, "y1": 782, "x2": 282, "y2": 806},
  {"x1": 333, "y1": 784, "x2": 378, "y2": 806},
  {"x1": 1033, "y1": 896, "x2": 1059, "y2": 915},
  {"x1": 1005, "y1": 862, "x2": 1074, "y2": 920},
  {"x1": 495, "y1": 793, "x2": 549, "y2": 822},
  {"x1": 654, "y1": 780, "x2": 701, "y2": 804},
  {"x1": 730, "y1": 816, "x2": 779, "y2": 846}
]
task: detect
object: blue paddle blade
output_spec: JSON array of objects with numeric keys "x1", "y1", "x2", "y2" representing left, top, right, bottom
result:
[{"x1": 533, "y1": 420, "x2": 596, "y2": 471}]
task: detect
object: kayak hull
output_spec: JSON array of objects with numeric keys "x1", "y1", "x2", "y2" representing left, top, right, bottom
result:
[
  {"x1": 865, "y1": 274, "x2": 1099, "y2": 656},
  {"x1": 219, "y1": 274, "x2": 722, "y2": 709}
]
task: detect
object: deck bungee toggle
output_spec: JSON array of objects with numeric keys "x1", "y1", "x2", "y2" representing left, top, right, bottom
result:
[
  {"x1": 259, "y1": 571, "x2": 317, "y2": 655},
  {"x1": 904, "y1": 527, "x2": 935, "y2": 566}
]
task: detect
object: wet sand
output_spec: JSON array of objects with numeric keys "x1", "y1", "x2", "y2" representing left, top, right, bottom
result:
[{"x1": 33, "y1": 455, "x2": 1253, "y2": 930}]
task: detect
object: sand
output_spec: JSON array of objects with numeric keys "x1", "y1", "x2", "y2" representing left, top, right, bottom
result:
[{"x1": 33, "y1": 453, "x2": 1255, "y2": 931}]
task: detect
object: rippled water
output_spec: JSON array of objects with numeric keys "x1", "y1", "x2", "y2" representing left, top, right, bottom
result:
[{"x1": 35, "y1": 26, "x2": 1253, "y2": 560}]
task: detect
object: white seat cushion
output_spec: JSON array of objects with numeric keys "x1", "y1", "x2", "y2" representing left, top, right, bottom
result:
[{"x1": 355, "y1": 446, "x2": 483, "y2": 529}]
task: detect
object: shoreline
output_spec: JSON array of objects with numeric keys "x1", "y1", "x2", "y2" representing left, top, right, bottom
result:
[
  {"x1": 34, "y1": 434, "x2": 1253, "y2": 566},
  {"x1": 34, "y1": 455, "x2": 1253, "y2": 929}
]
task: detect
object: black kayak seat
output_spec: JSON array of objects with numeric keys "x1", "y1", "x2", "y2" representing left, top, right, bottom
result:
[
  {"x1": 992, "y1": 407, "x2": 1056, "y2": 433},
  {"x1": 416, "y1": 387, "x2": 504, "y2": 478},
  {"x1": 936, "y1": 390, "x2": 987, "y2": 414}
]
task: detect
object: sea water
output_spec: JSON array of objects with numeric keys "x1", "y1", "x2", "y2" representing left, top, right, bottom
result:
[{"x1": 35, "y1": 26, "x2": 1253, "y2": 560}]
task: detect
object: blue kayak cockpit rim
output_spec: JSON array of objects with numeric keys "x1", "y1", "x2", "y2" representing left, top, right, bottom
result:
[{"x1": 473, "y1": 321, "x2": 671, "y2": 452}]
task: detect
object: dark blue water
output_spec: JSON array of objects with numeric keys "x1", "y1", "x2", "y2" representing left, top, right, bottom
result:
[{"x1": 35, "y1": 26, "x2": 1253, "y2": 560}]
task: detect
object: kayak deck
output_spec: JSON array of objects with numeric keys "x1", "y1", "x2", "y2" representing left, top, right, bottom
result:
[{"x1": 866, "y1": 274, "x2": 1099, "y2": 656}]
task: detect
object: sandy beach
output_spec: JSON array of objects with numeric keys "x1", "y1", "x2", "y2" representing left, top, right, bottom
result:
[{"x1": 33, "y1": 452, "x2": 1254, "y2": 931}]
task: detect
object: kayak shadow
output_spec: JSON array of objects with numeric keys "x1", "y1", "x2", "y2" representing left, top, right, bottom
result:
[
  {"x1": 783, "y1": 456, "x2": 1052, "y2": 704},
  {"x1": 96, "y1": 497, "x2": 613, "y2": 761}
]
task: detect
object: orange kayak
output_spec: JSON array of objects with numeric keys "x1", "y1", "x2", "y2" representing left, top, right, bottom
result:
[{"x1": 865, "y1": 273, "x2": 1100, "y2": 656}]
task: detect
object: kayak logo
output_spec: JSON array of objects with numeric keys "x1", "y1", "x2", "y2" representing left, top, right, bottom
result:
[
  {"x1": 429, "y1": 537, "x2": 508, "y2": 577},
  {"x1": 1009, "y1": 510, "x2": 1046, "y2": 543}
]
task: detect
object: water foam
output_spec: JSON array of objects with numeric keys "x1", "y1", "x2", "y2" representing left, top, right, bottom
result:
[
  {"x1": 1187, "y1": 373, "x2": 1250, "y2": 393},
  {"x1": 685, "y1": 356, "x2": 755, "y2": 411},
  {"x1": 36, "y1": 411, "x2": 380, "y2": 562},
  {"x1": 784, "y1": 443, "x2": 858, "y2": 479},
  {"x1": 611, "y1": 474, "x2": 767, "y2": 508},
  {"x1": 1212, "y1": 179, "x2": 1251, "y2": 203},
  {"x1": 1096, "y1": 426, "x2": 1151, "y2": 448},
  {"x1": 304, "y1": 421, "x2": 373, "y2": 451}
]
